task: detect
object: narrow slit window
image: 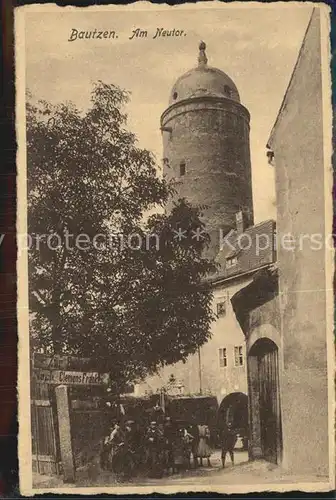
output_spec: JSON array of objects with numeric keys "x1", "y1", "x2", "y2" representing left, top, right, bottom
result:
[
  {"x1": 180, "y1": 161, "x2": 186, "y2": 176},
  {"x1": 224, "y1": 85, "x2": 232, "y2": 97}
]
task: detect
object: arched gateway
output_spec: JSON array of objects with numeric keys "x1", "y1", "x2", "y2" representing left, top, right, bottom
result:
[
  {"x1": 248, "y1": 337, "x2": 282, "y2": 464},
  {"x1": 218, "y1": 392, "x2": 248, "y2": 449},
  {"x1": 230, "y1": 267, "x2": 282, "y2": 466},
  {"x1": 218, "y1": 392, "x2": 248, "y2": 430}
]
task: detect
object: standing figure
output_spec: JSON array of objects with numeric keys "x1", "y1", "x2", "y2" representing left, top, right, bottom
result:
[
  {"x1": 100, "y1": 425, "x2": 114, "y2": 470},
  {"x1": 124, "y1": 420, "x2": 141, "y2": 474},
  {"x1": 107, "y1": 422, "x2": 126, "y2": 474},
  {"x1": 220, "y1": 421, "x2": 237, "y2": 468},
  {"x1": 181, "y1": 426, "x2": 195, "y2": 469},
  {"x1": 163, "y1": 416, "x2": 176, "y2": 474},
  {"x1": 171, "y1": 426, "x2": 187, "y2": 473},
  {"x1": 187, "y1": 422, "x2": 200, "y2": 468},
  {"x1": 144, "y1": 421, "x2": 165, "y2": 477},
  {"x1": 196, "y1": 422, "x2": 212, "y2": 467}
]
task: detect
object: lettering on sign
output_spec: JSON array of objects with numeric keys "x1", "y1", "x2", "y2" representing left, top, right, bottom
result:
[
  {"x1": 32, "y1": 353, "x2": 92, "y2": 370},
  {"x1": 33, "y1": 369, "x2": 109, "y2": 386}
]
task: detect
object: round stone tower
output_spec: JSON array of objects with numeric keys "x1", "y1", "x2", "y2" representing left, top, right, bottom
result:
[{"x1": 161, "y1": 42, "x2": 254, "y2": 257}]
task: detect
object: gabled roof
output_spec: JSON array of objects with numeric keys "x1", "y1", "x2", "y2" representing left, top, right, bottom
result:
[{"x1": 208, "y1": 219, "x2": 276, "y2": 283}]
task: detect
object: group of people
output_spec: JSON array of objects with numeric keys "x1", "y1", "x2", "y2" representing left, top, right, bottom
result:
[{"x1": 100, "y1": 416, "x2": 215, "y2": 479}]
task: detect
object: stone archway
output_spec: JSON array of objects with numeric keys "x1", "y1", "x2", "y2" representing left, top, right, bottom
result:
[
  {"x1": 248, "y1": 337, "x2": 282, "y2": 464},
  {"x1": 217, "y1": 392, "x2": 248, "y2": 449}
]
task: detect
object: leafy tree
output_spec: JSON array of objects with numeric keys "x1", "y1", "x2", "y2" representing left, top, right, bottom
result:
[{"x1": 27, "y1": 81, "x2": 215, "y2": 390}]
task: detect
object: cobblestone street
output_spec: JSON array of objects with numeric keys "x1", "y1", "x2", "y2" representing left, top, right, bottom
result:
[{"x1": 33, "y1": 450, "x2": 329, "y2": 492}]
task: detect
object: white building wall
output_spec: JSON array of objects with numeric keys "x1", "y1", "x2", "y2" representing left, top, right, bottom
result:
[{"x1": 135, "y1": 277, "x2": 251, "y2": 405}]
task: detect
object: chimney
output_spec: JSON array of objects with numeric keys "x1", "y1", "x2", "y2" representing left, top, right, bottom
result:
[{"x1": 235, "y1": 210, "x2": 245, "y2": 235}]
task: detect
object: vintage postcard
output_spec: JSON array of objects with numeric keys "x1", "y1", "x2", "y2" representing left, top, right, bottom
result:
[{"x1": 16, "y1": 1, "x2": 334, "y2": 495}]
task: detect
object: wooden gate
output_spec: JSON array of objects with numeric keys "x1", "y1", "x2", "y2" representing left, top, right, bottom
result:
[
  {"x1": 31, "y1": 384, "x2": 60, "y2": 475},
  {"x1": 256, "y1": 339, "x2": 282, "y2": 464},
  {"x1": 31, "y1": 354, "x2": 110, "y2": 479}
]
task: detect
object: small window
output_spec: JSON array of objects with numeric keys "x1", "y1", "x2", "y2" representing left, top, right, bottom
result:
[
  {"x1": 219, "y1": 348, "x2": 227, "y2": 368},
  {"x1": 217, "y1": 300, "x2": 226, "y2": 317},
  {"x1": 226, "y1": 256, "x2": 237, "y2": 268},
  {"x1": 173, "y1": 91, "x2": 178, "y2": 100},
  {"x1": 224, "y1": 85, "x2": 232, "y2": 97},
  {"x1": 234, "y1": 346, "x2": 244, "y2": 367},
  {"x1": 180, "y1": 161, "x2": 186, "y2": 176}
]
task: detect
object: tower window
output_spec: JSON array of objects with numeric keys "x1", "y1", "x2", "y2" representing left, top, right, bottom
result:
[
  {"x1": 173, "y1": 91, "x2": 178, "y2": 100},
  {"x1": 219, "y1": 348, "x2": 227, "y2": 368},
  {"x1": 179, "y1": 161, "x2": 186, "y2": 176},
  {"x1": 224, "y1": 85, "x2": 232, "y2": 97},
  {"x1": 234, "y1": 346, "x2": 244, "y2": 367}
]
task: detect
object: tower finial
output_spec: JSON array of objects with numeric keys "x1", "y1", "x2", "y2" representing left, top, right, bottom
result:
[{"x1": 198, "y1": 41, "x2": 208, "y2": 67}]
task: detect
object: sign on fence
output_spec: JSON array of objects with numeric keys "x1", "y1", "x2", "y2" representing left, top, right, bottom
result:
[
  {"x1": 33, "y1": 369, "x2": 110, "y2": 386},
  {"x1": 32, "y1": 353, "x2": 92, "y2": 370}
]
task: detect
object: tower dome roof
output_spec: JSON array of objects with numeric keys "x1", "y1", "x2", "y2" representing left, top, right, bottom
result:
[{"x1": 169, "y1": 42, "x2": 240, "y2": 105}]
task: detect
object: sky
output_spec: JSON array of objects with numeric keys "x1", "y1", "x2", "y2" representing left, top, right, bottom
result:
[{"x1": 23, "y1": 3, "x2": 313, "y2": 223}]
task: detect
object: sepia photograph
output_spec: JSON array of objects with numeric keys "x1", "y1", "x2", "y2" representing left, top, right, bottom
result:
[{"x1": 16, "y1": 2, "x2": 334, "y2": 495}]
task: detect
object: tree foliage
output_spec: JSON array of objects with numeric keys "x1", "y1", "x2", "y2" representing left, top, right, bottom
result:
[{"x1": 27, "y1": 81, "x2": 215, "y2": 390}]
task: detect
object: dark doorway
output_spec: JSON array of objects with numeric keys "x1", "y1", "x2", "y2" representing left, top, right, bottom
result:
[
  {"x1": 249, "y1": 338, "x2": 282, "y2": 464},
  {"x1": 217, "y1": 392, "x2": 248, "y2": 448}
]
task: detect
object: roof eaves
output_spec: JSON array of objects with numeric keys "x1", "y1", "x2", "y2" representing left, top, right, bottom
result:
[{"x1": 208, "y1": 262, "x2": 277, "y2": 288}]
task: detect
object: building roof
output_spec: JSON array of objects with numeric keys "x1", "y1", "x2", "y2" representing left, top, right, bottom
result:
[
  {"x1": 230, "y1": 264, "x2": 279, "y2": 336},
  {"x1": 208, "y1": 219, "x2": 276, "y2": 284},
  {"x1": 266, "y1": 8, "x2": 316, "y2": 150},
  {"x1": 168, "y1": 41, "x2": 240, "y2": 106}
]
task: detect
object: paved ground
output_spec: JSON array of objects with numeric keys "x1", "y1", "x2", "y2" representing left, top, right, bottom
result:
[
  {"x1": 33, "y1": 450, "x2": 247, "y2": 488},
  {"x1": 33, "y1": 450, "x2": 330, "y2": 492}
]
